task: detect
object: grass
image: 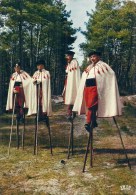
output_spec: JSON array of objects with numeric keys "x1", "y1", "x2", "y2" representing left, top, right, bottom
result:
[{"x1": 0, "y1": 103, "x2": 136, "y2": 195}]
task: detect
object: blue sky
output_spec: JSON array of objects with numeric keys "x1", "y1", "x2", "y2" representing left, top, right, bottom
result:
[{"x1": 62, "y1": 0, "x2": 96, "y2": 65}]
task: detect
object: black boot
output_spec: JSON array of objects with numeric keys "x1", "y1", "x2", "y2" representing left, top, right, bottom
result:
[
  {"x1": 44, "y1": 115, "x2": 50, "y2": 127},
  {"x1": 92, "y1": 120, "x2": 98, "y2": 128},
  {"x1": 67, "y1": 115, "x2": 72, "y2": 122},
  {"x1": 16, "y1": 114, "x2": 24, "y2": 123},
  {"x1": 84, "y1": 123, "x2": 91, "y2": 133},
  {"x1": 72, "y1": 112, "x2": 76, "y2": 120}
]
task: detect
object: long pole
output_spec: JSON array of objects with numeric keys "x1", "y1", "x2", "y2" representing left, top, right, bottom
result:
[
  {"x1": 22, "y1": 110, "x2": 25, "y2": 149},
  {"x1": 67, "y1": 119, "x2": 74, "y2": 159},
  {"x1": 8, "y1": 94, "x2": 16, "y2": 156},
  {"x1": 83, "y1": 125, "x2": 94, "y2": 172},
  {"x1": 46, "y1": 117, "x2": 53, "y2": 155},
  {"x1": 90, "y1": 110, "x2": 96, "y2": 168},
  {"x1": 83, "y1": 109, "x2": 95, "y2": 172},
  {"x1": 83, "y1": 131, "x2": 91, "y2": 172},
  {"x1": 90, "y1": 130, "x2": 93, "y2": 167},
  {"x1": 71, "y1": 120, "x2": 74, "y2": 155},
  {"x1": 34, "y1": 83, "x2": 40, "y2": 155},
  {"x1": 16, "y1": 118, "x2": 20, "y2": 149},
  {"x1": 113, "y1": 117, "x2": 131, "y2": 170}
]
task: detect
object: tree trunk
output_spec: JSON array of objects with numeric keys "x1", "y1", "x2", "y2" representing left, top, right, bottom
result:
[{"x1": 19, "y1": 0, "x2": 23, "y2": 66}]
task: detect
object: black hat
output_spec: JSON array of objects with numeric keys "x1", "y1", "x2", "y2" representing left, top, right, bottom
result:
[
  {"x1": 88, "y1": 50, "x2": 101, "y2": 57},
  {"x1": 36, "y1": 59, "x2": 45, "y2": 66},
  {"x1": 65, "y1": 51, "x2": 75, "y2": 56},
  {"x1": 15, "y1": 62, "x2": 21, "y2": 67}
]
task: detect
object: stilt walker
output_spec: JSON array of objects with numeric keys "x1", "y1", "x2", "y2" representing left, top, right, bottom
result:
[
  {"x1": 6, "y1": 63, "x2": 31, "y2": 154},
  {"x1": 62, "y1": 51, "x2": 80, "y2": 158},
  {"x1": 73, "y1": 51, "x2": 124, "y2": 171},
  {"x1": 28, "y1": 60, "x2": 53, "y2": 155}
]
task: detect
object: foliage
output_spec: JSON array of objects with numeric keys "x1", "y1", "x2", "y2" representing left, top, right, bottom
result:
[
  {"x1": 81, "y1": 0, "x2": 136, "y2": 95},
  {"x1": 0, "y1": 0, "x2": 77, "y2": 112}
]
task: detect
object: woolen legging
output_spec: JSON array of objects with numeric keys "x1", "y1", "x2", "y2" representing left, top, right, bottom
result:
[
  {"x1": 84, "y1": 86, "x2": 98, "y2": 124},
  {"x1": 14, "y1": 87, "x2": 25, "y2": 116}
]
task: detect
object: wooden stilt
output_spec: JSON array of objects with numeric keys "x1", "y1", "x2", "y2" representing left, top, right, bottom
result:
[
  {"x1": 83, "y1": 109, "x2": 95, "y2": 172},
  {"x1": 22, "y1": 111, "x2": 25, "y2": 150},
  {"x1": 45, "y1": 116, "x2": 53, "y2": 155},
  {"x1": 90, "y1": 130, "x2": 93, "y2": 168},
  {"x1": 8, "y1": 94, "x2": 16, "y2": 156},
  {"x1": 113, "y1": 117, "x2": 131, "y2": 170},
  {"x1": 34, "y1": 84, "x2": 40, "y2": 155},
  {"x1": 16, "y1": 119, "x2": 20, "y2": 149},
  {"x1": 83, "y1": 129, "x2": 92, "y2": 172},
  {"x1": 67, "y1": 119, "x2": 74, "y2": 159}
]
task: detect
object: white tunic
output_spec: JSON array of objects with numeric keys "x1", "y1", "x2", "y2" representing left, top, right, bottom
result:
[
  {"x1": 27, "y1": 69, "x2": 52, "y2": 116},
  {"x1": 15, "y1": 74, "x2": 22, "y2": 82},
  {"x1": 87, "y1": 66, "x2": 95, "y2": 78},
  {"x1": 73, "y1": 61, "x2": 122, "y2": 117},
  {"x1": 6, "y1": 70, "x2": 32, "y2": 110},
  {"x1": 64, "y1": 59, "x2": 80, "y2": 105}
]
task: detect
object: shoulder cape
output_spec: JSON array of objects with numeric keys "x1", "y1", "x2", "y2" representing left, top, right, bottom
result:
[{"x1": 73, "y1": 61, "x2": 122, "y2": 117}]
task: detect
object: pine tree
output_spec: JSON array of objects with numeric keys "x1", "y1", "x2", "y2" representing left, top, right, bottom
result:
[{"x1": 81, "y1": 0, "x2": 136, "y2": 94}]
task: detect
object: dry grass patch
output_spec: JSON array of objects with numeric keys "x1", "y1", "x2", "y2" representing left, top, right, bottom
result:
[{"x1": 0, "y1": 103, "x2": 135, "y2": 194}]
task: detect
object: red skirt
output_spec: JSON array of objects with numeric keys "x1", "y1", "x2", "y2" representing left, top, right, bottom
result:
[
  {"x1": 14, "y1": 86, "x2": 25, "y2": 108},
  {"x1": 84, "y1": 86, "x2": 98, "y2": 123}
]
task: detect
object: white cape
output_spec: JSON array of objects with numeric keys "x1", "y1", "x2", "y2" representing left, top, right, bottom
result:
[
  {"x1": 6, "y1": 70, "x2": 32, "y2": 110},
  {"x1": 73, "y1": 61, "x2": 122, "y2": 117},
  {"x1": 27, "y1": 69, "x2": 52, "y2": 116},
  {"x1": 64, "y1": 59, "x2": 80, "y2": 105}
]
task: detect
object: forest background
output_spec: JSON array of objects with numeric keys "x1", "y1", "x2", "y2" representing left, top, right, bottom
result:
[{"x1": 0, "y1": 0, "x2": 136, "y2": 113}]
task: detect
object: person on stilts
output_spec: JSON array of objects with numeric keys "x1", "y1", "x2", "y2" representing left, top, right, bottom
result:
[
  {"x1": 28, "y1": 59, "x2": 52, "y2": 120},
  {"x1": 62, "y1": 51, "x2": 80, "y2": 158},
  {"x1": 27, "y1": 60, "x2": 52, "y2": 155},
  {"x1": 73, "y1": 50, "x2": 122, "y2": 131},
  {"x1": 62, "y1": 51, "x2": 80, "y2": 121},
  {"x1": 73, "y1": 50, "x2": 123, "y2": 171},
  {"x1": 6, "y1": 63, "x2": 31, "y2": 122},
  {"x1": 6, "y1": 63, "x2": 31, "y2": 153}
]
